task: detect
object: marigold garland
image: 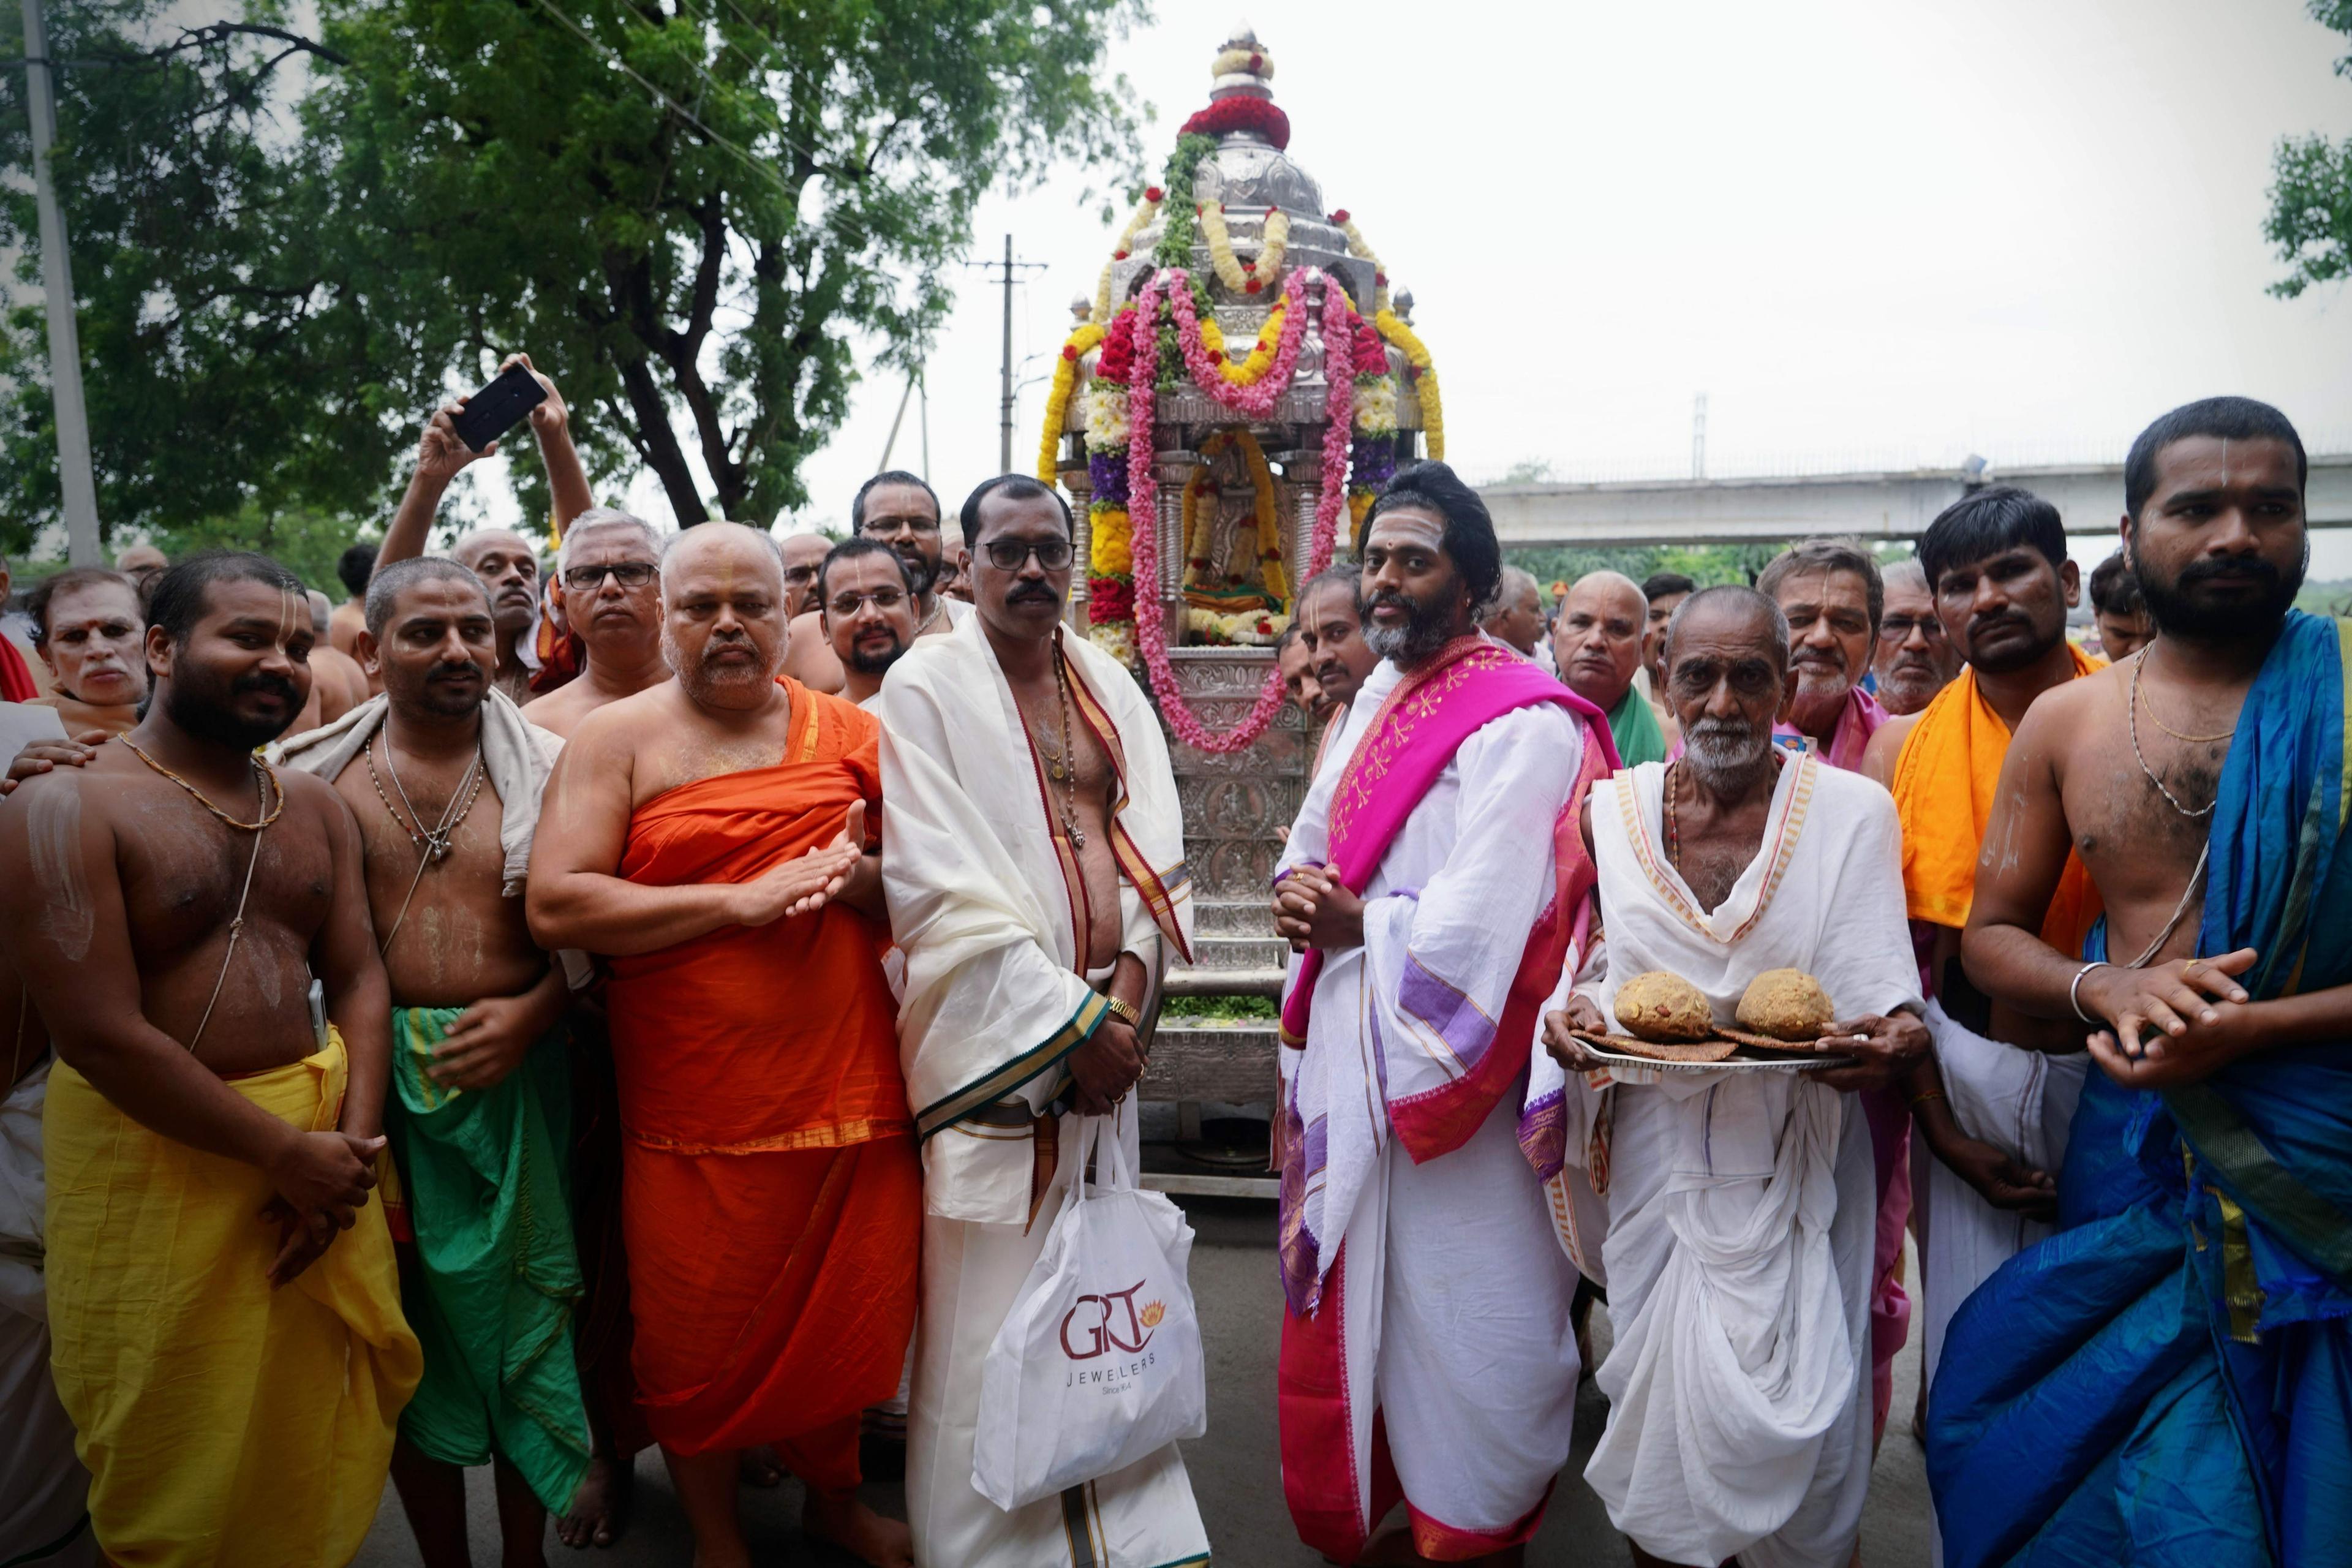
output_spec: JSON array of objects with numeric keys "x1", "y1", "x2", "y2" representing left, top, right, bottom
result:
[
  {"x1": 1090, "y1": 187, "x2": 1166, "y2": 325},
  {"x1": 1329, "y1": 209, "x2": 1391, "y2": 315},
  {"x1": 1036, "y1": 321, "x2": 1105, "y2": 480},
  {"x1": 1194, "y1": 302, "x2": 1288, "y2": 387},
  {"x1": 1166, "y1": 268, "x2": 1311, "y2": 420},
  {"x1": 1375, "y1": 307, "x2": 1444, "y2": 459},
  {"x1": 1089, "y1": 507, "x2": 1133, "y2": 578},
  {"x1": 1196, "y1": 202, "x2": 1291, "y2": 295}
]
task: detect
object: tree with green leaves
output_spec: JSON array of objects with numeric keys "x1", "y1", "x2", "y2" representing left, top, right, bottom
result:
[
  {"x1": 2266, "y1": 0, "x2": 2352, "y2": 298},
  {"x1": 0, "y1": 0, "x2": 1146, "y2": 559}
]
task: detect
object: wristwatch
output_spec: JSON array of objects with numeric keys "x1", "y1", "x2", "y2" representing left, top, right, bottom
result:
[{"x1": 1102, "y1": 995, "x2": 1143, "y2": 1029}]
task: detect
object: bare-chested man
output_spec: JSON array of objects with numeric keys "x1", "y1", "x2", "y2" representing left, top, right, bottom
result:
[
  {"x1": 1928, "y1": 397, "x2": 2352, "y2": 1565},
  {"x1": 880, "y1": 474, "x2": 1205, "y2": 1567},
  {"x1": 375, "y1": 355, "x2": 596, "y2": 705},
  {"x1": 273, "y1": 556, "x2": 589, "y2": 1567},
  {"x1": 0, "y1": 551, "x2": 419, "y2": 1566},
  {"x1": 529, "y1": 522, "x2": 916, "y2": 1568},
  {"x1": 522, "y1": 508, "x2": 670, "y2": 741},
  {"x1": 1859, "y1": 487, "x2": 2100, "y2": 1502}
]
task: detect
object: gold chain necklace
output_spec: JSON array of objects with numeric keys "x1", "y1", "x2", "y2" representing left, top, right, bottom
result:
[
  {"x1": 2132, "y1": 647, "x2": 2236, "y2": 744},
  {"x1": 2128, "y1": 653, "x2": 2219, "y2": 820},
  {"x1": 119, "y1": 737, "x2": 284, "y2": 831},
  {"x1": 1036, "y1": 643, "x2": 1088, "y2": 851}
]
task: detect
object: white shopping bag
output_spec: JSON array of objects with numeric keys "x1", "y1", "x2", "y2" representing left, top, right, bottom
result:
[{"x1": 971, "y1": 1108, "x2": 1207, "y2": 1510}]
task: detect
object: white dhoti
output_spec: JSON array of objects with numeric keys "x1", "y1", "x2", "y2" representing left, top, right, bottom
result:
[
  {"x1": 1917, "y1": 998, "x2": 2087, "y2": 1566},
  {"x1": 882, "y1": 619, "x2": 1205, "y2": 1567},
  {"x1": 1563, "y1": 756, "x2": 1923, "y2": 1567},
  {"x1": 1, "y1": 1058, "x2": 97, "y2": 1567}
]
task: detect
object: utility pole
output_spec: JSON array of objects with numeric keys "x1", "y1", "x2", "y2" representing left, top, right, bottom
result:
[
  {"x1": 21, "y1": 0, "x2": 100, "y2": 564},
  {"x1": 976, "y1": 235, "x2": 1046, "y2": 475},
  {"x1": 1691, "y1": 391, "x2": 1708, "y2": 481}
]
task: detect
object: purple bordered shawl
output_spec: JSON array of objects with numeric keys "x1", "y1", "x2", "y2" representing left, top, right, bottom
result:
[{"x1": 1277, "y1": 638, "x2": 1619, "y2": 1311}]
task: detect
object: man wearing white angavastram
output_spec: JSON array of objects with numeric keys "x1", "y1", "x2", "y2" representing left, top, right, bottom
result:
[
  {"x1": 1272, "y1": 464, "x2": 1619, "y2": 1566},
  {"x1": 1542, "y1": 586, "x2": 1928, "y2": 1568},
  {"x1": 881, "y1": 475, "x2": 1205, "y2": 1568}
]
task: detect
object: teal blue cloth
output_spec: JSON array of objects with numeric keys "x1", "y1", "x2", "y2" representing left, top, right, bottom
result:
[
  {"x1": 386, "y1": 1006, "x2": 592, "y2": 1515},
  {"x1": 1926, "y1": 612, "x2": 2352, "y2": 1566}
]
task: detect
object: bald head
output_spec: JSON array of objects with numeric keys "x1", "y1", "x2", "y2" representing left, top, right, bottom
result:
[
  {"x1": 777, "y1": 530, "x2": 831, "y2": 616},
  {"x1": 451, "y1": 527, "x2": 541, "y2": 635},
  {"x1": 116, "y1": 545, "x2": 168, "y2": 573},
  {"x1": 1553, "y1": 571, "x2": 1649, "y2": 712},
  {"x1": 661, "y1": 521, "x2": 790, "y2": 709}
]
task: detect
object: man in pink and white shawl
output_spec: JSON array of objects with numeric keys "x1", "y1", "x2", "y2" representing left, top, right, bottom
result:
[{"x1": 1272, "y1": 464, "x2": 1618, "y2": 1566}]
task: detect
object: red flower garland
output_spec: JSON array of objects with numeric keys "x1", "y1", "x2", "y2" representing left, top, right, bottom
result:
[{"x1": 1179, "y1": 96, "x2": 1291, "y2": 150}]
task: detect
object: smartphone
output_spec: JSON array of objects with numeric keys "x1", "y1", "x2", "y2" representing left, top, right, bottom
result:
[{"x1": 450, "y1": 363, "x2": 549, "y2": 453}]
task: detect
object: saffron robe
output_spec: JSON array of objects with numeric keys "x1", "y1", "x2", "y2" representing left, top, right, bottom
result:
[
  {"x1": 603, "y1": 684, "x2": 919, "y2": 1466},
  {"x1": 1558, "y1": 756, "x2": 1923, "y2": 1568},
  {"x1": 881, "y1": 616, "x2": 1205, "y2": 1568},
  {"x1": 43, "y1": 1031, "x2": 421, "y2": 1567},
  {"x1": 1275, "y1": 638, "x2": 1618, "y2": 1562},
  {"x1": 1928, "y1": 611, "x2": 2352, "y2": 1567}
]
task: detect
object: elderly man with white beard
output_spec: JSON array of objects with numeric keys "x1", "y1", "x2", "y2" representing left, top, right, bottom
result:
[{"x1": 1540, "y1": 585, "x2": 1927, "y2": 1568}]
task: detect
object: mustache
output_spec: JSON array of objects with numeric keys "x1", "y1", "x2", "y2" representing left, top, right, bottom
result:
[
  {"x1": 234, "y1": 672, "x2": 298, "y2": 705},
  {"x1": 1967, "y1": 609, "x2": 2030, "y2": 639},
  {"x1": 1007, "y1": 585, "x2": 1059, "y2": 604},
  {"x1": 2178, "y1": 556, "x2": 2282, "y2": 591},
  {"x1": 426, "y1": 662, "x2": 482, "y2": 682},
  {"x1": 1365, "y1": 591, "x2": 1413, "y2": 615}
]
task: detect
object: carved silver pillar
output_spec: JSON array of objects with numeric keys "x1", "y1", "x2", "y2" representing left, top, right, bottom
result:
[
  {"x1": 1275, "y1": 448, "x2": 1324, "y2": 608},
  {"x1": 1153, "y1": 449, "x2": 1205, "y2": 639},
  {"x1": 1060, "y1": 456, "x2": 1093, "y2": 633}
]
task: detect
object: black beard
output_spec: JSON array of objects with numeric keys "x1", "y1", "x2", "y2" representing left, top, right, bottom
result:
[
  {"x1": 2136, "y1": 548, "x2": 2304, "y2": 641},
  {"x1": 896, "y1": 548, "x2": 939, "y2": 596},
  {"x1": 1361, "y1": 590, "x2": 1455, "y2": 669},
  {"x1": 848, "y1": 636, "x2": 907, "y2": 676},
  {"x1": 164, "y1": 669, "x2": 300, "y2": 750}
]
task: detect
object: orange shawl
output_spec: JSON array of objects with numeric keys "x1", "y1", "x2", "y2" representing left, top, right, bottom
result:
[
  {"x1": 1890, "y1": 649, "x2": 2103, "y2": 951},
  {"x1": 603, "y1": 682, "x2": 910, "y2": 1151}
]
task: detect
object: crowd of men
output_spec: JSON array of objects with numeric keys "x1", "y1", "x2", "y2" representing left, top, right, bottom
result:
[{"x1": 0, "y1": 385, "x2": 2342, "y2": 1568}]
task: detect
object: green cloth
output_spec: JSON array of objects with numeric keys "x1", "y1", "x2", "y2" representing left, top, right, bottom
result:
[
  {"x1": 1607, "y1": 685, "x2": 1670, "y2": 767},
  {"x1": 386, "y1": 1006, "x2": 591, "y2": 1515}
]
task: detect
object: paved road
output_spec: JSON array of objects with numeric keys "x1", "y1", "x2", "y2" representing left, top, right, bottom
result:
[{"x1": 356, "y1": 1196, "x2": 1934, "y2": 1566}]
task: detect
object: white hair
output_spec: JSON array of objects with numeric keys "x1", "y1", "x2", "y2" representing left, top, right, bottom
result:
[
  {"x1": 1881, "y1": 557, "x2": 1930, "y2": 595},
  {"x1": 557, "y1": 508, "x2": 666, "y2": 574}
]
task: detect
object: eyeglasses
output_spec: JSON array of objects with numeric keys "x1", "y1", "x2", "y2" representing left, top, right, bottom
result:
[
  {"x1": 1877, "y1": 614, "x2": 1945, "y2": 643},
  {"x1": 826, "y1": 587, "x2": 910, "y2": 618},
  {"x1": 562, "y1": 562, "x2": 658, "y2": 590},
  {"x1": 860, "y1": 514, "x2": 941, "y2": 538},
  {"x1": 979, "y1": 537, "x2": 1074, "y2": 573}
]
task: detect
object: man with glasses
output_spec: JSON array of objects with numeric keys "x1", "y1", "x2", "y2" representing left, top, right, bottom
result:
[
  {"x1": 526, "y1": 510, "x2": 671, "y2": 742},
  {"x1": 786, "y1": 472, "x2": 965, "y2": 697},
  {"x1": 1872, "y1": 557, "x2": 1963, "y2": 717},
  {"x1": 880, "y1": 474, "x2": 1206, "y2": 1568},
  {"x1": 816, "y1": 540, "x2": 921, "y2": 709}
]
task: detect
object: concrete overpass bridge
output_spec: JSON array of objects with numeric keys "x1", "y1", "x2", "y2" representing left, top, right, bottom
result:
[{"x1": 1480, "y1": 452, "x2": 2352, "y2": 548}]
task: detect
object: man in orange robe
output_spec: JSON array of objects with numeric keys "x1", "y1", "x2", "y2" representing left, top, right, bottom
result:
[{"x1": 529, "y1": 521, "x2": 919, "y2": 1568}]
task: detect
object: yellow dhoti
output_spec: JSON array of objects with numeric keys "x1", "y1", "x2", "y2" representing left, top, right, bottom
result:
[{"x1": 43, "y1": 1031, "x2": 422, "y2": 1567}]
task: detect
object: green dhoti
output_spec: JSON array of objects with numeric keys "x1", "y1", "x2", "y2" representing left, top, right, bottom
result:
[{"x1": 386, "y1": 1005, "x2": 592, "y2": 1515}]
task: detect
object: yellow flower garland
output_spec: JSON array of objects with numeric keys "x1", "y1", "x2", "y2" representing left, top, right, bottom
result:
[
  {"x1": 1178, "y1": 430, "x2": 1289, "y2": 610},
  {"x1": 1374, "y1": 308, "x2": 1443, "y2": 461},
  {"x1": 1333, "y1": 213, "x2": 1390, "y2": 315},
  {"x1": 1036, "y1": 322, "x2": 1105, "y2": 481},
  {"x1": 1195, "y1": 303, "x2": 1288, "y2": 387},
  {"x1": 1197, "y1": 203, "x2": 1291, "y2": 295},
  {"x1": 1089, "y1": 504, "x2": 1133, "y2": 577},
  {"x1": 1210, "y1": 45, "x2": 1273, "y2": 80},
  {"x1": 1090, "y1": 189, "x2": 1165, "y2": 324}
]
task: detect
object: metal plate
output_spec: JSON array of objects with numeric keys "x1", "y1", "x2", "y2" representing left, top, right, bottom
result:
[{"x1": 1577, "y1": 1044, "x2": 1856, "y2": 1077}]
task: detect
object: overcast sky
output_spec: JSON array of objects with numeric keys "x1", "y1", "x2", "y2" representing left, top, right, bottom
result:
[{"x1": 505, "y1": 1, "x2": 2352, "y2": 565}]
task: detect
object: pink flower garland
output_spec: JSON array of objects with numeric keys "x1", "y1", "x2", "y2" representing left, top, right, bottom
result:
[
  {"x1": 1128, "y1": 268, "x2": 1355, "y2": 755},
  {"x1": 1167, "y1": 269, "x2": 1311, "y2": 418}
]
